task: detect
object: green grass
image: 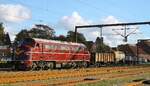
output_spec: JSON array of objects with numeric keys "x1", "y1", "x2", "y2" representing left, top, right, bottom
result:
[{"x1": 77, "y1": 73, "x2": 150, "y2": 86}]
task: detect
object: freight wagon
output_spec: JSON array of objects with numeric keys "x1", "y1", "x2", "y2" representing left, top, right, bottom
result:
[{"x1": 91, "y1": 51, "x2": 125, "y2": 66}]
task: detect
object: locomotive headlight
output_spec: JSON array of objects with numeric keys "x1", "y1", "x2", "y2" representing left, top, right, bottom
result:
[
  {"x1": 25, "y1": 52, "x2": 30, "y2": 55},
  {"x1": 20, "y1": 61, "x2": 24, "y2": 64}
]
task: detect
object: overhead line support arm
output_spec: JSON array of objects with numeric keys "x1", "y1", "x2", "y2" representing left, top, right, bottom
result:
[{"x1": 75, "y1": 21, "x2": 150, "y2": 42}]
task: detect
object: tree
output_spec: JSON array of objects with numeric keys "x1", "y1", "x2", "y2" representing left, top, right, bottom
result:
[
  {"x1": 53, "y1": 35, "x2": 67, "y2": 41},
  {"x1": 4, "y1": 32, "x2": 11, "y2": 45},
  {"x1": 92, "y1": 37, "x2": 111, "y2": 53},
  {"x1": 28, "y1": 24, "x2": 55, "y2": 39},
  {"x1": 15, "y1": 29, "x2": 30, "y2": 42},
  {"x1": 66, "y1": 31, "x2": 86, "y2": 43},
  {"x1": 85, "y1": 41, "x2": 94, "y2": 52},
  {"x1": 0, "y1": 23, "x2": 5, "y2": 45},
  {"x1": 15, "y1": 24, "x2": 56, "y2": 43}
]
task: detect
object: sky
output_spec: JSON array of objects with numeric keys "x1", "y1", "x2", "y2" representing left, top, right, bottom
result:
[{"x1": 0, "y1": 0, "x2": 150, "y2": 47}]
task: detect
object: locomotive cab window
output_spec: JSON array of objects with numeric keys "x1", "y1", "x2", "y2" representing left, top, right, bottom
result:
[
  {"x1": 35, "y1": 43, "x2": 40, "y2": 47},
  {"x1": 20, "y1": 38, "x2": 36, "y2": 47}
]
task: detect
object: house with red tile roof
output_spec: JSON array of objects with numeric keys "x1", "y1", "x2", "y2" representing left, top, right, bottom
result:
[{"x1": 117, "y1": 39, "x2": 150, "y2": 63}]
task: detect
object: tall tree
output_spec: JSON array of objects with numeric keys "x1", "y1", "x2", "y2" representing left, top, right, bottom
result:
[
  {"x1": 92, "y1": 37, "x2": 111, "y2": 53},
  {"x1": 66, "y1": 31, "x2": 86, "y2": 43},
  {"x1": 4, "y1": 32, "x2": 11, "y2": 45},
  {"x1": 28, "y1": 24, "x2": 55, "y2": 39},
  {"x1": 0, "y1": 23, "x2": 5, "y2": 45},
  {"x1": 15, "y1": 24, "x2": 56, "y2": 43}
]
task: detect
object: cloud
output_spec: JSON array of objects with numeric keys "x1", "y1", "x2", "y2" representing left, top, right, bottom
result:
[
  {"x1": 60, "y1": 12, "x2": 91, "y2": 30},
  {"x1": 0, "y1": 4, "x2": 31, "y2": 23},
  {"x1": 4, "y1": 25, "x2": 16, "y2": 41},
  {"x1": 100, "y1": 16, "x2": 124, "y2": 46},
  {"x1": 60, "y1": 12, "x2": 139, "y2": 47}
]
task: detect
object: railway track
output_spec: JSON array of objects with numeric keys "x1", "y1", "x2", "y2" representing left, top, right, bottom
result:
[{"x1": 0, "y1": 66, "x2": 149, "y2": 86}]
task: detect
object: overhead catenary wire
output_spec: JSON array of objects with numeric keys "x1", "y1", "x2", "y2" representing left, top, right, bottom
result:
[
  {"x1": 77, "y1": 0, "x2": 112, "y2": 16},
  {"x1": 103, "y1": 0, "x2": 136, "y2": 19}
]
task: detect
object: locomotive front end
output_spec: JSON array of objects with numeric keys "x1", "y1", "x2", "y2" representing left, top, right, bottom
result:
[{"x1": 14, "y1": 38, "x2": 35, "y2": 70}]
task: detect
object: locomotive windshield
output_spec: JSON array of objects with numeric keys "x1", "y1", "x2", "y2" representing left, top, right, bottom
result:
[
  {"x1": 19, "y1": 38, "x2": 35, "y2": 47},
  {"x1": 15, "y1": 38, "x2": 35, "y2": 60}
]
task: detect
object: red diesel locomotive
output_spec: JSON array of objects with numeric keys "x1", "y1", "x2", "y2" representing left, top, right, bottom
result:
[{"x1": 15, "y1": 38, "x2": 90, "y2": 70}]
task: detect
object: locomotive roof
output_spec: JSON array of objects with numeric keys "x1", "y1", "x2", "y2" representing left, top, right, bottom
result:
[{"x1": 33, "y1": 38, "x2": 86, "y2": 47}]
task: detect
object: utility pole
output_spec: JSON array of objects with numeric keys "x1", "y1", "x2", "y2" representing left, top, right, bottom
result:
[
  {"x1": 99, "y1": 27, "x2": 102, "y2": 38},
  {"x1": 99, "y1": 27, "x2": 103, "y2": 53},
  {"x1": 124, "y1": 26, "x2": 127, "y2": 42},
  {"x1": 75, "y1": 26, "x2": 78, "y2": 43},
  {"x1": 137, "y1": 40, "x2": 140, "y2": 64}
]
